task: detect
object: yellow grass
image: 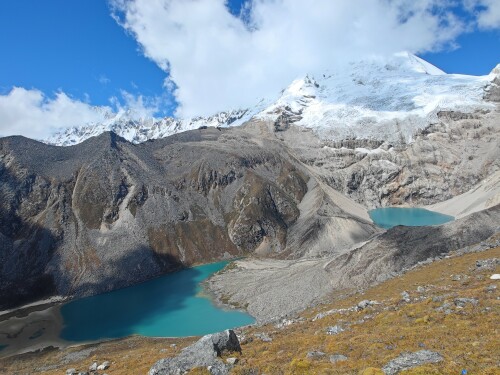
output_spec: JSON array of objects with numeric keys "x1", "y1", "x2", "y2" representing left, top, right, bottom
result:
[{"x1": 1, "y1": 246, "x2": 498, "y2": 375}]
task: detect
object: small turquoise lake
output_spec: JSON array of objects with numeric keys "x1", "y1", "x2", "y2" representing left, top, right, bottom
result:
[
  {"x1": 60, "y1": 261, "x2": 254, "y2": 342},
  {"x1": 369, "y1": 207, "x2": 454, "y2": 229}
]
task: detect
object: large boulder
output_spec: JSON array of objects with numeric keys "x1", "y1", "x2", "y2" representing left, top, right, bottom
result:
[
  {"x1": 382, "y1": 350, "x2": 443, "y2": 375},
  {"x1": 148, "y1": 330, "x2": 241, "y2": 375}
]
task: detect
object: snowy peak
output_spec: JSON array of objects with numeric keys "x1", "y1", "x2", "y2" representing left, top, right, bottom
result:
[
  {"x1": 45, "y1": 53, "x2": 498, "y2": 146},
  {"x1": 492, "y1": 63, "x2": 500, "y2": 76},
  {"x1": 394, "y1": 52, "x2": 445, "y2": 75},
  {"x1": 258, "y1": 53, "x2": 495, "y2": 143},
  {"x1": 46, "y1": 109, "x2": 251, "y2": 146}
]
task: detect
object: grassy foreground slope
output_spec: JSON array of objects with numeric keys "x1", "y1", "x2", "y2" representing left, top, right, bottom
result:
[
  {"x1": 228, "y1": 241, "x2": 499, "y2": 375},
  {"x1": 1, "y1": 239, "x2": 498, "y2": 375}
]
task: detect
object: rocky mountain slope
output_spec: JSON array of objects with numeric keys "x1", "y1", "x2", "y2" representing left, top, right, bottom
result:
[
  {"x1": 262, "y1": 106, "x2": 500, "y2": 209},
  {"x1": 0, "y1": 128, "x2": 377, "y2": 310},
  {"x1": 1, "y1": 53, "x2": 499, "y2": 316}
]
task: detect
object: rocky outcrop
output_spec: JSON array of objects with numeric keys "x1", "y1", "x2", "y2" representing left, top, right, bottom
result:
[
  {"x1": 0, "y1": 128, "x2": 377, "y2": 309},
  {"x1": 149, "y1": 330, "x2": 241, "y2": 375},
  {"x1": 267, "y1": 105, "x2": 500, "y2": 208},
  {"x1": 382, "y1": 350, "x2": 443, "y2": 375},
  {"x1": 484, "y1": 64, "x2": 500, "y2": 102}
]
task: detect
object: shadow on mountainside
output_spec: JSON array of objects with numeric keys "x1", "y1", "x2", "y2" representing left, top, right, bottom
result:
[
  {"x1": 0, "y1": 162, "x2": 58, "y2": 310},
  {"x1": 0, "y1": 137, "x2": 191, "y2": 313}
]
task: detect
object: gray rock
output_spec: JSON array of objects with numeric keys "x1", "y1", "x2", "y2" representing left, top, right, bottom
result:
[
  {"x1": 326, "y1": 325, "x2": 345, "y2": 335},
  {"x1": 226, "y1": 357, "x2": 238, "y2": 365},
  {"x1": 454, "y1": 298, "x2": 479, "y2": 308},
  {"x1": 475, "y1": 258, "x2": 500, "y2": 271},
  {"x1": 148, "y1": 330, "x2": 240, "y2": 375},
  {"x1": 382, "y1": 350, "x2": 443, "y2": 375},
  {"x1": 436, "y1": 302, "x2": 453, "y2": 314},
  {"x1": 451, "y1": 274, "x2": 465, "y2": 281},
  {"x1": 416, "y1": 286, "x2": 426, "y2": 293},
  {"x1": 254, "y1": 333, "x2": 273, "y2": 342},
  {"x1": 88, "y1": 362, "x2": 98, "y2": 371},
  {"x1": 401, "y1": 291, "x2": 411, "y2": 303},
  {"x1": 62, "y1": 348, "x2": 96, "y2": 364},
  {"x1": 210, "y1": 330, "x2": 241, "y2": 355},
  {"x1": 306, "y1": 351, "x2": 326, "y2": 359},
  {"x1": 486, "y1": 284, "x2": 497, "y2": 292},
  {"x1": 66, "y1": 370, "x2": 77, "y2": 375},
  {"x1": 207, "y1": 361, "x2": 230, "y2": 375},
  {"x1": 329, "y1": 354, "x2": 348, "y2": 363},
  {"x1": 356, "y1": 300, "x2": 377, "y2": 310},
  {"x1": 97, "y1": 361, "x2": 110, "y2": 370}
]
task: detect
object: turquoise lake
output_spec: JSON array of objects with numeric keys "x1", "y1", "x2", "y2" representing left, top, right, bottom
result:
[
  {"x1": 60, "y1": 261, "x2": 255, "y2": 342},
  {"x1": 369, "y1": 207, "x2": 454, "y2": 229}
]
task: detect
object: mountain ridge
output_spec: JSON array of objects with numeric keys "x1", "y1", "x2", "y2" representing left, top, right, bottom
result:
[
  {"x1": 44, "y1": 53, "x2": 499, "y2": 147},
  {"x1": 0, "y1": 127, "x2": 379, "y2": 310}
]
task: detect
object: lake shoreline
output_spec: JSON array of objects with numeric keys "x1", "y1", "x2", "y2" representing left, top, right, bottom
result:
[
  {"x1": 0, "y1": 304, "x2": 68, "y2": 358},
  {"x1": 368, "y1": 206, "x2": 454, "y2": 229},
  {"x1": 0, "y1": 260, "x2": 255, "y2": 358}
]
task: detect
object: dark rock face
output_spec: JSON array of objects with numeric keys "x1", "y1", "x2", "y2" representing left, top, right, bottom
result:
[{"x1": 0, "y1": 129, "x2": 316, "y2": 309}]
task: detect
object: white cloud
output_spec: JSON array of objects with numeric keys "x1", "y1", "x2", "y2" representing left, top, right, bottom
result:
[
  {"x1": 98, "y1": 74, "x2": 111, "y2": 85},
  {"x1": 0, "y1": 88, "x2": 161, "y2": 139},
  {"x1": 0, "y1": 87, "x2": 110, "y2": 139},
  {"x1": 2, "y1": 1, "x2": 497, "y2": 140},
  {"x1": 476, "y1": 0, "x2": 500, "y2": 28},
  {"x1": 110, "y1": 90, "x2": 160, "y2": 119},
  {"x1": 111, "y1": 0, "x2": 477, "y2": 117}
]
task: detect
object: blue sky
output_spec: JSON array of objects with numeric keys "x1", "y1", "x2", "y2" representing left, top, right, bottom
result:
[
  {"x1": 421, "y1": 30, "x2": 500, "y2": 75},
  {"x1": 0, "y1": 1, "x2": 168, "y2": 113},
  {"x1": 0, "y1": 0, "x2": 499, "y2": 138}
]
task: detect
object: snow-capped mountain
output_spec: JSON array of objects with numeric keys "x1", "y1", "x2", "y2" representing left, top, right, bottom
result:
[
  {"x1": 256, "y1": 52, "x2": 496, "y2": 143},
  {"x1": 46, "y1": 109, "x2": 252, "y2": 146},
  {"x1": 46, "y1": 53, "x2": 498, "y2": 146}
]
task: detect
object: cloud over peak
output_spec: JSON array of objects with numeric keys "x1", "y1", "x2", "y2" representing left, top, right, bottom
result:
[
  {"x1": 1, "y1": 0, "x2": 499, "y2": 139},
  {"x1": 0, "y1": 88, "x2": 159, "y2": 139},
  {"x1": 111, "y1": 0, "x2": 497, "y2": 117}
]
